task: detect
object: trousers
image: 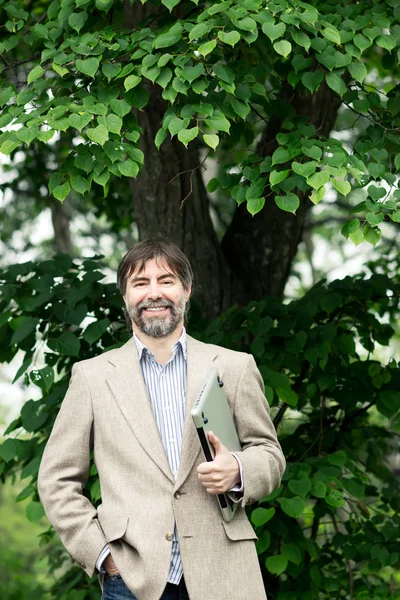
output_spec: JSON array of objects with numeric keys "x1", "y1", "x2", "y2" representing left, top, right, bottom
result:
[{"x1": 102, "y1": 574, "x2": 189, "y2": 600}]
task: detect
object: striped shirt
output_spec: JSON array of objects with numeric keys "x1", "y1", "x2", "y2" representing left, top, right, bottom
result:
[{"x1": 97, "y1": 328, "x2": 187, "y2": 582}]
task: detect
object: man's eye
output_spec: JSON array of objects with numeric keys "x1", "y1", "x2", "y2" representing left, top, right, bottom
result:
[{"x1": 163, "y1": 280, "x2": 173, "y2": 285}]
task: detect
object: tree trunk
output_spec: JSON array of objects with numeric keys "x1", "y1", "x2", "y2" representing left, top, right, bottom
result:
[
  {"x1": 123, "y1": 3, "x2": 343, "y2": 317},
  {"x1": 221, "y1": 81, "x2": 343, "y2": 300}
]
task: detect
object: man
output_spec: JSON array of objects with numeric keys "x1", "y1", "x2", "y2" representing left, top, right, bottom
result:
[{"x1": 38, "y1": 237, "x2": 285, "y2": 600}]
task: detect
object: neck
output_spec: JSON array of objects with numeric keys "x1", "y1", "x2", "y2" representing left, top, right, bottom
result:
[{"x1": 133, "y1": 324, "x2": 184, "y2": 365}]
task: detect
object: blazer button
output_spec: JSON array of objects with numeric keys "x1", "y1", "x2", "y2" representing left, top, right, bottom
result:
[
  {"x1": 174, "y1": 491, "x2": 181, "y2": 499},
  {"x1": 166, "y1": 532, "x2": 174, "y2": 541}
]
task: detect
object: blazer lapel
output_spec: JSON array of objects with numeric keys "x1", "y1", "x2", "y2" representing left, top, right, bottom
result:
[
  {"x1": 106, "y1": 338, "x2": 174, "y2": 483},
  {"x1": 174, "y1": 335, "x2": 218, "y2": 491}
]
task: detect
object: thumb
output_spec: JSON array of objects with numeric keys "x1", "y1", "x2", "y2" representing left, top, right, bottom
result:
[{"x1": 208, "y1": 431, "x2": 227, "y2": 455}]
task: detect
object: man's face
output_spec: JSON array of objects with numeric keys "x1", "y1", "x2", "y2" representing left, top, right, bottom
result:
[{"x1": 124, "y1": 258, "x2": 191, "y2": 338}]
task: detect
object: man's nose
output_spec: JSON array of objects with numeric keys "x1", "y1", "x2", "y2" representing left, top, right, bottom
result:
[{"x1": 147, "y1": 282, "x2": 162, "y2": 299}]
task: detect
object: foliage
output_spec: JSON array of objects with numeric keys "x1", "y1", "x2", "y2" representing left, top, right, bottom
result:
[
  {"x1": 0, "y1": 254, "x2": 399, "y2": 599},
  {"x1": 0, "y1": 0, "x2": 399, "y2": 247}
]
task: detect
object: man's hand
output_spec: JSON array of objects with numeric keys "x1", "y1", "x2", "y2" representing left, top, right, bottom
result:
[
  {"x1": 104, "y1": 553, "x2": 119, "y2": 575},
  {"x1": 197, "y1": 431, "x2": 240, "y2": 494}
]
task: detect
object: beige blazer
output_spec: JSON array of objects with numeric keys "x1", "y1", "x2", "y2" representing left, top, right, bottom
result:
[{"x1": 38, "y1": 335, "x2": 285, "y2": 600}]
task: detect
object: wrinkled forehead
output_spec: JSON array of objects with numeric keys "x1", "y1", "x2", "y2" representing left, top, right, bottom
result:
[{"x1": 127, "y1": 256, "x2": 178, "y2": 280}]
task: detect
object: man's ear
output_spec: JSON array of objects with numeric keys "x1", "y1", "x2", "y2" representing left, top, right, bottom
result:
[{"x1": 185, "y1": 285, "x2": 192, "y2": 301}]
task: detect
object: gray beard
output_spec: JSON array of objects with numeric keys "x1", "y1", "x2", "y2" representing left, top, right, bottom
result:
[{"x1": 125, "y1": 297, "x2": 186, "y2": 338}]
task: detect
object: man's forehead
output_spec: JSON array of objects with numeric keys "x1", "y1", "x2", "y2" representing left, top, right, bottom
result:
[{"x1": 128, "y1": 257, "x2": 176, "y2": 278}]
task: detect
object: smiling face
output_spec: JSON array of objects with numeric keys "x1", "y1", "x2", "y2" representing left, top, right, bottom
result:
[{"x1": 123, "y1": 257, "x2": 191, "y2": 339}]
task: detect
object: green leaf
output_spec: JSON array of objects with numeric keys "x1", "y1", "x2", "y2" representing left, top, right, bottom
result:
[
  {"x1": 354, "y1": 34, "x2": 371, "y2": 52},
  {"x1": 162, "y1": 0, "x2": 180, "y2": 11},
  {"x1": 376, "y1": 35, "x2": 396, "y2": 52},
  {"x1": 292, "y1": 161, "x2": 316, "y2": 178},
  {"x1": 83, "y1": 319, "x2": 110, "y2": 344},
  {"x1": 70, "y1": 175, "x2": 90, "y2": 195},
  {"x1": 68, "y1": 113, "x2": 92, "y2": 131},
  {"x1": 98, "y1": 114, "x2": 123, "y2": 135},
  {"x1": 235, "y1": 17, "x2": 257, "y2": 32},
  {"x1": 328, "y1": 450, "x2": 347, "y2": 467},
  {"x1": 119, "y1": 159, "x2": 139, "y2": 178},
  {"x1": 291, "y1": 30, "x2": 311, "y2": 52},
  {"x1": 271, "y1": 147, "x2": 291, "y2": 165},
  {"x1": 310, "y1": 185, "x2": 326, "y2": 205},
  {"x1": 348, "y1": 61, "x2": 368, "y2": 83},
  {"x1": 16, "y1": 127, "x2": 39, "y2": 145},
  {"x1": 169, "y1": 117, "x2": 189, "y2": 136},
  {"x1": 265, "y1": 555, "x2": 288, "y2": 576},
  {"x1": 307, "y1": 169, "x2": 330, "y2": 189},
  {"x1": 203, "y1": 134, "x2": 219, "y2": 150},
  {"x1": 189, "y1": 23, "x2": 209, "y2": 41},
  {"x1": 213, "y1": 63, "x2": 234, "y2": 85},
  {"x1": 218, "y1": 31, "x2": 241, "y2": 47},
  {"x1": 251, "y1": 507, "x2": 275, "y2": 527},
  {"x1": 280, "y1": 496, "x2": 305, "y2": 518},
  {"x1": 302, "y1": 70, "x2": 324, "y2": 92},
  {"x1": 53, "y1": 182, "x2": 71, "y2": 202},
  {"x1": 247, "y1": 197, "x2": 265, "y2": 215},
  {"x1": 27, "y1": 65, "x2": 44, "y2": 84},
  {"x1": 349, "y1": 226, "x2": 364, "y2": 246},
  {"x1": 76, "y1": 57, "x2": 100, "y2": 78},
  {"x1": 332, "y1": 179, "x2": 351, "y2": 196},
  {"x1": 288, "y1": 477, "x2": 312, "y2": 497},
  {"x1": 52, "y1": 62, "x2": 69, "y2": 77},
  {"x1": 275, "y1": 193, "x2": 299, "y2": 214},
  {"x1": 230, "y1": 98, "x2": 249, "y2": 120},
  {"x1": 325, "y1": 72, "x2": 347, "y2": 97},
  {"x1": 282, "y1": 543, "x2": 302, "y2": 566},
  {"x1": 87, "y1": 124, "x2": 108, "y2": 146},
  {"x1": 322, "y1": 26, "x2": 341, "y2": 45},
  {"x1": 270, "y1": 169, "x2": 289, "y2": 186},
  {"x1": 124, "y1": 74, "x2": 142, "y2": 91},
  {"x1": 273, "y1": 40, "x2": 292, "y2": 58},
  {"x1": 153, "y1": 23, "x2": 183, "y2": 49},
  {"x1": 182, "y1": 63, "x2": 204, "y2": 83},
  {"x1": 364, "y1": 224, "x2": 381, "y2": 246},
  {"x1": 109, "y1": 98, "x2": 132, "y2": 117},
  {"x1": 11, "y1": 317, "x2": 39, "y2": 344},
  {"x1": 205, "y1": 113, "x2": 230, "y2": 133},
  {"x1": 68, "y1": 11, "x2": 88, "y2": 33},
  {"x1": 178, "y1": 126, "x2": 199, "y2": 147},
  {"x1": 48, "y1": 331, "x2": 81, "y2": 356},
  {"x1": 311, "y1": 480, "x2": 327, "y2": 498},
  {"x1": 276, "y1": 387, "x2": 298, "y2": 406},
  {"x1": 341, "y1": 219, "x2": 360, "y2": 239},
  {"x1": 26, "y1": 501, "x2": 45, "y2": 523},
  {"x1": 155, "y1": 128, "x2": 167, "y2": 150},
  {"x1": 0, "y1": 439, "x2": 17, "y2": 463},
  {"x1": 102, "y1": 62, "x2": 122, "y2": 81},
  {"x1": 262, "y1": 22, "x2": 286, "y2": 42},
  {"x1": 31, "y1": 367, "x2": 54, "y2": 392},
  {"x1": 197, "y1": 39, "x2": 217, "y2": 57}
]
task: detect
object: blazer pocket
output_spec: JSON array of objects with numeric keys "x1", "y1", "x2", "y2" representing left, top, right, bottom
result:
[
  {"x1": 221, "y1": 518, "x2": 258, "y2": 542},
  {"x1": 99, "y1": 516, "x2": 129, "y2": 542}
]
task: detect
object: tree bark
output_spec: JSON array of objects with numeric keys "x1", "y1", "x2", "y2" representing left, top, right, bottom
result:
[{"x1": 123, "y1": 3, "x2": 343, "y2": 316}]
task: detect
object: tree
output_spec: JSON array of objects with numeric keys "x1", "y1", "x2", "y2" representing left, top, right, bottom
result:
[
  {"x1": 1, "y1": 0, "x2": 399, "y2": 316},
  {"x1": 1, "y1": 1, "x2": 400, "y2": 598}
]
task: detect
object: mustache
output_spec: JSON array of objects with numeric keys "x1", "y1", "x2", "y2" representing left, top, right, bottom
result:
[{"x1": 137, "y1": 299, "x2": 174, "y2": 312}]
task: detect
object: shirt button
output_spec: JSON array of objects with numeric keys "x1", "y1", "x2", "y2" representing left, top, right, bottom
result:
[
  {"x1": 165, "y1": 405, "x2": 171, "y2": 411},
  {"x1": 166, "y1": 533, "x2": 174, "y2": 541},
  {"x1": 174, "y1": 491, "x2": 181, "y2": 500},
  {"x1": 169, "y1": 438, "x2": 175, "y2": 444}
]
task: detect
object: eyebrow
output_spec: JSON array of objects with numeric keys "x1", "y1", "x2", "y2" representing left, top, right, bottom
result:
[{"x1": 129, "y1": 273, "x2": 177, "y2": 284}]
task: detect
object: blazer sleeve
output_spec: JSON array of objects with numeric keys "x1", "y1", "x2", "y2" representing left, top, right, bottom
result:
[
  {"x1": 232, "y1": 354, "x2": 286, "y2": 507},
  {"x1": 38, "y1": 362, "x2": 107, "y2": 578}
]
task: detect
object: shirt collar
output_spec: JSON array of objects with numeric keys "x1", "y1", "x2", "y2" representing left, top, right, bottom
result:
[{"x1": 133, "y1": 327, "x2": 187, "y2": 362}]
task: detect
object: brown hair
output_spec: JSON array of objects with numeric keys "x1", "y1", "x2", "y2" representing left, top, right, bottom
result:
[{"x1": 117, "y1": 237, "x2": 194, "y2": 296}]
